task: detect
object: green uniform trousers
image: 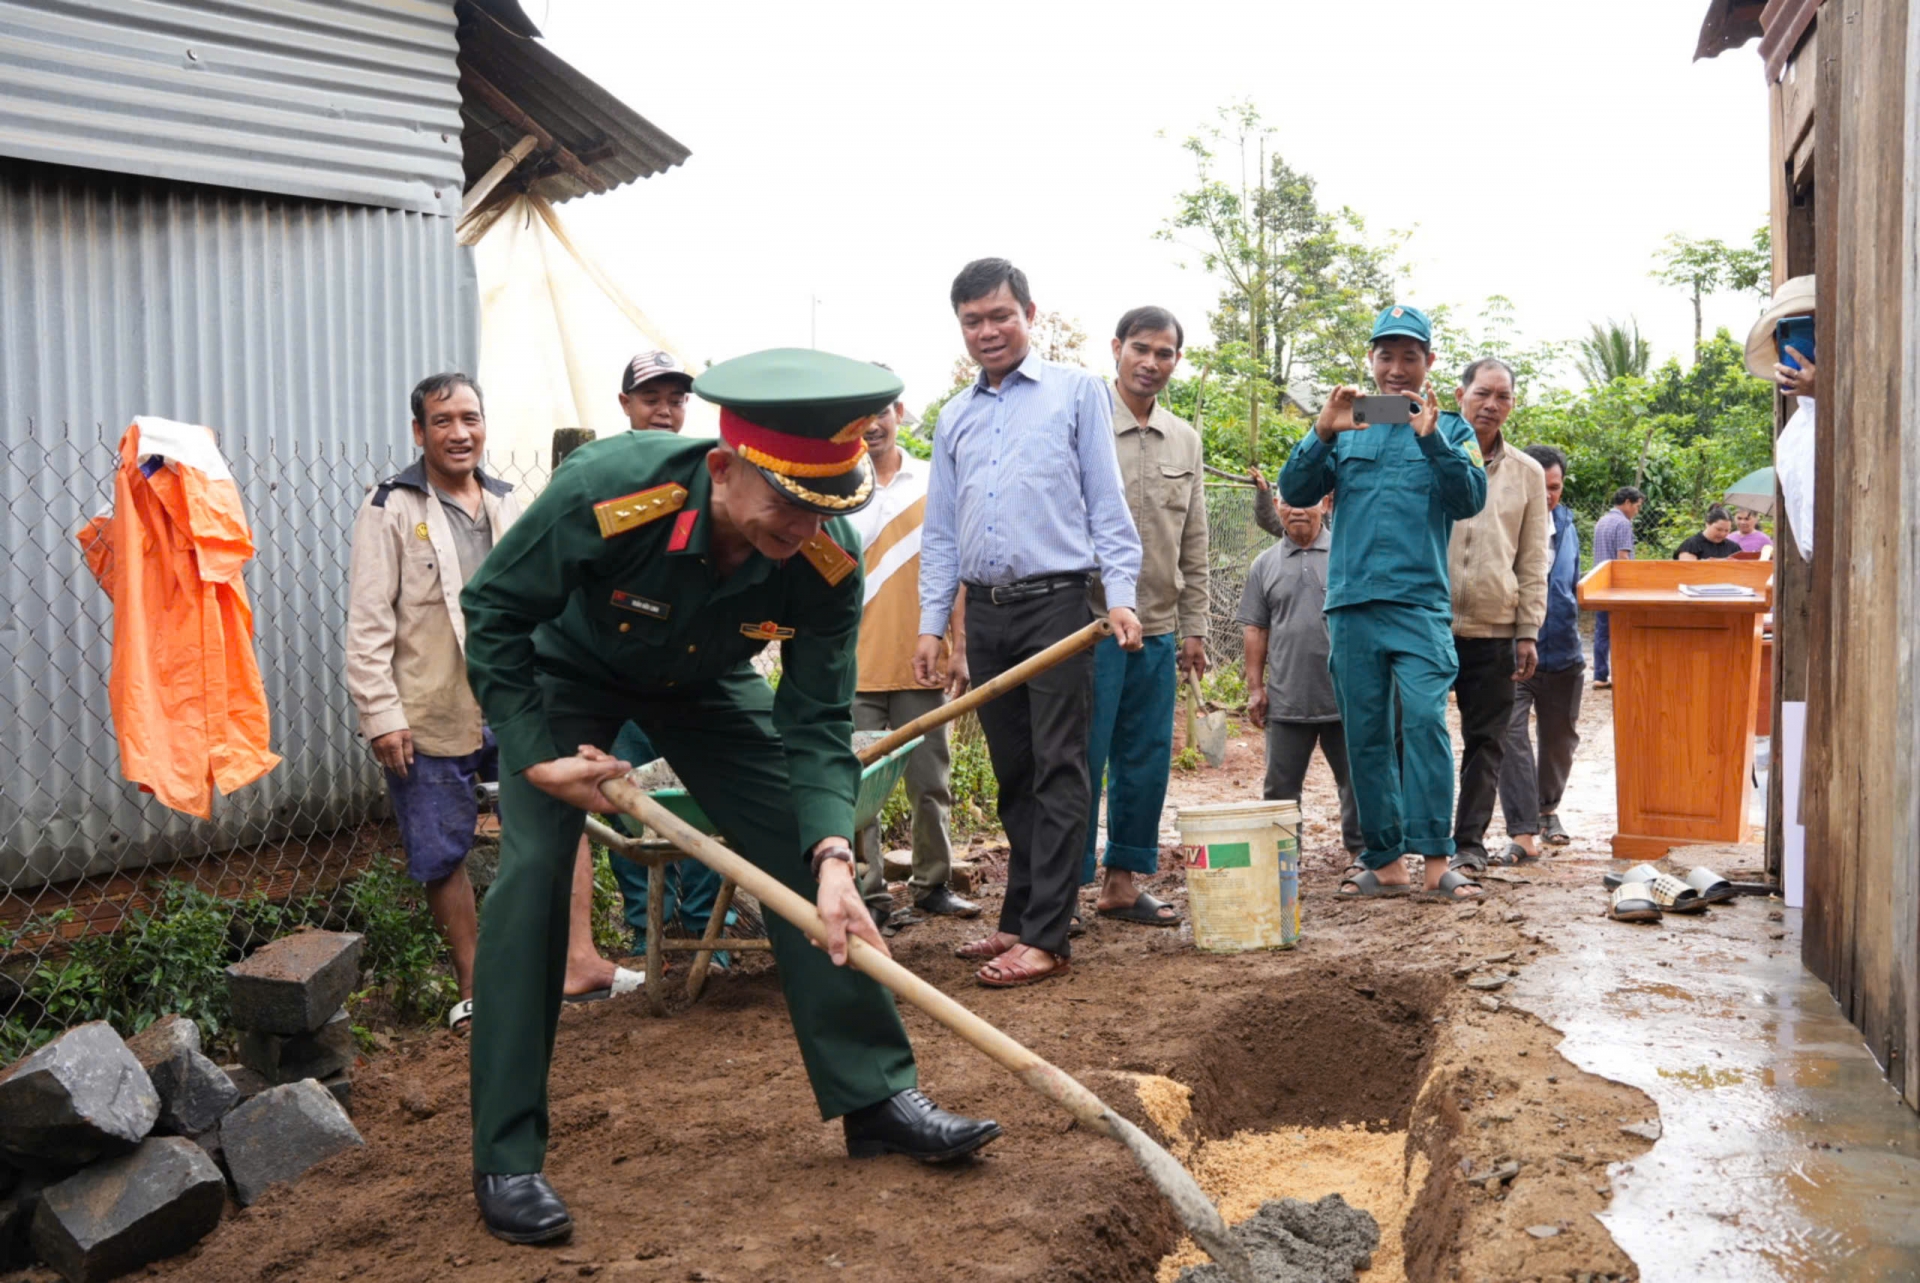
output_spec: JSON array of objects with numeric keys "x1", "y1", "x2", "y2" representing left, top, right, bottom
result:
[
  {"x1": 469, "y1": 669, "x2": 918, "y2": 1175},
  {"x1": 1326, "y1": 602, "x2": 1459, "y2": 868}
]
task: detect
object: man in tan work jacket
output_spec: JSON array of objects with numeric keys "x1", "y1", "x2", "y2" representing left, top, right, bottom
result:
[{"x1": 346, "y1": 372, "x2": 635, "y2": 1032}]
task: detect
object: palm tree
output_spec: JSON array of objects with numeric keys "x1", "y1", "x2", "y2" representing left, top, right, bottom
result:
[{"x1": 1575, "y1": 319, "x2": 1651, "y2": 387}]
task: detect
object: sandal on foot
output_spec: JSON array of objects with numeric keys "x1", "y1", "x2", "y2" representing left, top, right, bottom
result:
[
  {"x1": 1684, "y1": 867, "x2": 1737, "y2": 904},
  {"x1": 1336, "y1": 869, "x2": 1410, "y2": 898},
  {"x1": 1420, "y1": 868, "x2": 1484, "y2": 901},
  {"x1": 447, "y1": 998, "x2": 474, "y2": 1032},
  {"x1": 976, "y1": 951, "x2": 1070, "y2": 989},
  {"x1": 1069, "y1": 913, "x2": 1086, "y2": 939},
  {"x1": 1608, "y1": 882, "x2": 1663, "y2": 923},
  {"x1": 956, "y1": 933, "x2": 1018, "y2": 960},
  {"x1": 1097, "y1": 891, "x2": 1181, "y2": 927},
  {"x1": 563, "y1": 966, "x2": 646, "y2": 1005},
  {"x1": 1501, "y1": 842, "x2": 1540, "y2": 865},
  {"x1": 1541, "y1": 814, "x2": 1571, "y2": 846}
]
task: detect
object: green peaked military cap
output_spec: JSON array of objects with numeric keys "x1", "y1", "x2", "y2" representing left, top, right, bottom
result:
[{"x1": 694, "y1": 347, "x2": 904, "y2": 514}]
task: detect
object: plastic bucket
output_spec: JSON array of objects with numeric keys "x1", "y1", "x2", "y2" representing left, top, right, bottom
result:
[{"x1": 1176, "y1": 800, "x2": 1301, "y2": 953}]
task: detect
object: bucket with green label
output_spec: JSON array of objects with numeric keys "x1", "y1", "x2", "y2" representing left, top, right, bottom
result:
[{"x1": 1176, "y1": 799, "x2": 1302, "y2": 953}]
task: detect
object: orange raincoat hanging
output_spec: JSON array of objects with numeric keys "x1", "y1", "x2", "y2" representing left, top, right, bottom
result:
[{"x1": 76, "y1": 418, "x2": 280, "y2": 818}]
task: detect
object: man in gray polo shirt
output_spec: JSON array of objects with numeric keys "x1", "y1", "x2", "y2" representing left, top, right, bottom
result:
[{"x1": 1236, "y1": 493, "x2": 1362, "y2": 859}]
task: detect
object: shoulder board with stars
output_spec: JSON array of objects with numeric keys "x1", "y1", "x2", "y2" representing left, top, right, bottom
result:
[
  {"x1": 798, "y1": 530, "x2": 856, "y2": 587},
  {"x1": 594, "y1": 482, "x2": 688, "y2": 539}
]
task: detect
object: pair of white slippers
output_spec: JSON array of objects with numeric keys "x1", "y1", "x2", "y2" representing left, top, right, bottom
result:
[{"x1": 446, "y1": 966, "x2": 646, "y2": 1030}]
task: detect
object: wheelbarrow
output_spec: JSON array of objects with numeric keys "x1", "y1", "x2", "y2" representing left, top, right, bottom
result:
[
  {"x1": 589, "y1": 615, "x2": 1117, "y2": 1014},
  {"x1": 586, "y1": 735, "x2": 923, "y2": 1014}
]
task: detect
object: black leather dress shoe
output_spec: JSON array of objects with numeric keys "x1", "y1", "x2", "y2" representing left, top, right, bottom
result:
[
  {"x1": 914, "y1": 883, "x2": 981, "y2": 918},
  {"x1": 844, "y1": 1089, "x2": 1000, "y2": 1162},
  {"x1": 473, "y1": 1172, "x2": 573, "y2": 1245}
]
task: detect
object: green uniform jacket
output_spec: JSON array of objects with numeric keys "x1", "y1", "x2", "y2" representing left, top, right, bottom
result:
[
  {"x1": 1278, "y1": 410, "x2": 1487, "y2": 613},
  {"x1": 461, "y1": 433, "x2": 865, "y2": 851}
]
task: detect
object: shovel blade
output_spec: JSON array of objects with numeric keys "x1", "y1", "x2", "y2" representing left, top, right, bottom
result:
[{"x1": 1195, "y1": 712, "x2": 1228, "y2": 768}]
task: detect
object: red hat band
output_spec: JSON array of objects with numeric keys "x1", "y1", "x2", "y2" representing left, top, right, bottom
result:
[{"x1": 719, "y1": 408, "x2": 869, "y2": 478}]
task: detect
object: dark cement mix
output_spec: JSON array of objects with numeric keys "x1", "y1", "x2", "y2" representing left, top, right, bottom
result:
[{"x1": 1176, "y1": 1195, "x2": 1380, "y2": 1283}]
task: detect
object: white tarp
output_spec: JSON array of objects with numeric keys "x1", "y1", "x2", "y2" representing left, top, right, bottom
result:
[{"x1": 470, "y1": 194, "x2": 715, "y2": 484}]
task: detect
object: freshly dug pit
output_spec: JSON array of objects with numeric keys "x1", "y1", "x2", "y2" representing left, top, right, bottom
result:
[{"x1": 1175, "y1": 1194, "x2": 1379, "y2": 1283}]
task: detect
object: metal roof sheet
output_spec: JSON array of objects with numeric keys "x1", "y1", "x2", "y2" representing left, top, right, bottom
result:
[
  {"x1": 455, "y1": 1, "x2": 689, "y2": 204},
  {"x1": 0, "y1": 0, "x2": 466, "y2": 215}
]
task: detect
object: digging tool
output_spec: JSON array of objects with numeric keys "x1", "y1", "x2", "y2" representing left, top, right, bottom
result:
[
  {"x1": 1186, "y1": 669, "x2": 1227, "y2": 768},
  {"x1": 855, "y1": 617, "x2": 1114, "y2": 766},
  {"x1": 597, "y1": 779, "x2": 1255, "y2": 1283}
]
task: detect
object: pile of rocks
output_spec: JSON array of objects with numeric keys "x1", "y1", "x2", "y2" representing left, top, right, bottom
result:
[{"x1": 0, "y1": 930, "x2": 367, "y2": 1282}]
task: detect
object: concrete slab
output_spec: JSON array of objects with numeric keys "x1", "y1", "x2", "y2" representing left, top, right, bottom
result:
[{"x1": 1510, "y1": 856, "x2": 1920, "y2": 1282}]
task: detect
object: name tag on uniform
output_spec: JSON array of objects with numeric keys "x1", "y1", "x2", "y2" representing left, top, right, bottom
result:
[
  {"x1": 610, "y1": 590, "x2": 671, "y2": 620},
  {"x1": 740, "y1": 620, "x2": 795, "y2": 641}
]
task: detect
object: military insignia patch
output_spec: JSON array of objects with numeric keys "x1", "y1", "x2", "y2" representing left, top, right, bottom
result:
[
  {"x1": 739, "y1": 620, "x2": 796, "y2": 641},
  {"x1": 414, "y1": 522, "x2": 431, "y2": 541},
  {"x1": 1464, "y1": 438, "x2": 1486, "y2": 468},
  {"x1": 610, "y1": 591, "x2": 670, "y2": 619},
  {"x1": 594, "y1": 483, "x2": 688, "y2": 539},
  {"x1": 797, "y1": 531, "x2": 856, "y2": 586}
]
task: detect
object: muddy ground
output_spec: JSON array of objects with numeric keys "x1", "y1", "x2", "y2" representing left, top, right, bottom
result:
[{"x1": 29, "y1": 691, "x2": 1691, "y2": 1283}]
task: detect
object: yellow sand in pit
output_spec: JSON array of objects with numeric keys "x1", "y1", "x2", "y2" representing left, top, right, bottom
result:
[
  {"x1": 1113, "y1": 1072, "x2": 1195, "y2": 1155},
  {"x1": 1155, "y1": 1125, "x2": 1429, "y2": 1283}
]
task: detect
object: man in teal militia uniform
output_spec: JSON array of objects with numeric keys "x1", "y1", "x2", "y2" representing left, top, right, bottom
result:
[
  {"x1": 460, "y1": 350, "x2": 999, "y2": 1245},
  {"x1": 1279, "y1": 306, "x2": 1489, "y2": 900}
]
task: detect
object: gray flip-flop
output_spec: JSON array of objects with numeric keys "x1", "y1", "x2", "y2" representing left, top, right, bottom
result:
[
  {"x1": 1336, "y1": 868, "x2": 1410, "y2": 898},
  {"x1": 1683, "y1": 867, "x2": 1738, "y2": 905},
  {"x1": 1418, "y1": 868, "x2": 1484, "y2": 901}
]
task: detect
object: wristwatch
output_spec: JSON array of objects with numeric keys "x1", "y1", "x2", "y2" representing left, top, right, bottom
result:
[{"x1": 809, "y1": 840, "x2": 855, "y2": 880}]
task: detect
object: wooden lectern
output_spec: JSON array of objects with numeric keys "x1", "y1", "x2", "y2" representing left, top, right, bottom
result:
[{"x1": 1576, "y1": 559, "x2": 1773, "y2": 860}]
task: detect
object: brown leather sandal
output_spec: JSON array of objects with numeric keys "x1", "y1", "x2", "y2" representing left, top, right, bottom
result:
[
  {"x1": 955, "y1": 932, "x2": 1019, "y2": 960},
  {"x1": 976, "y1": 950, "x2": 1071, "y2": 989}
]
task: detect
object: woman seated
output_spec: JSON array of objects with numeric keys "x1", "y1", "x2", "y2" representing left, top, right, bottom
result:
[{"x1": 1674, "y1": 505, "x2": 1741, "y2": 561}]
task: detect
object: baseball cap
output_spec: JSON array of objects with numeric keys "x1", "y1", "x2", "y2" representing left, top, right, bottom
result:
[
  {"x1": 1370, "y1": 305, "x2": 1432, "y2": 345},
  {"x1": 621, "y1": 350, "x2": 693, "y2": 394}
]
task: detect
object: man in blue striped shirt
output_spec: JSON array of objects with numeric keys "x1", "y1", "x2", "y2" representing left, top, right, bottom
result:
[{"x1": 916, "y1": 258, "x2": 1144, "y2": 988}]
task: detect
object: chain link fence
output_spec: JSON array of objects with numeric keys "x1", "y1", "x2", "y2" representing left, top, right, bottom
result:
[{"x1": 0, "y1": 431, "x2": 559, "y2": 1058}]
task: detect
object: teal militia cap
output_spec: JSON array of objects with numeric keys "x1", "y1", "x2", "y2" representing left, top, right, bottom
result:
[
  {"x1": 1370, "y1": 305, "x2": 1432, "y2": 345},
  {"x1": 694, "y1": 348, "x2": 904, "y2": 515}
]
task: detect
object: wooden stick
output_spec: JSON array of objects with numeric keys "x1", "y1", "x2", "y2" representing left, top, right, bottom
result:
[
  {"x1": 595, "y1": 779, "x2": 1250, "y2": 1282},
  {"x1": 459, "y1": 68, "x2": 608, "y2": 194},
  {"x1": 855, "y1": 617, "x2": 1112, "y2": 765},
  {"x1": 460, "y1": 132, "x2": 538, "y2": 219}
]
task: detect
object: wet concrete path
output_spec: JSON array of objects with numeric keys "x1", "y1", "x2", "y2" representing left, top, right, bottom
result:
[{"x1": 1511, "y1": 860, "x2": 1920, "y2": 1281}]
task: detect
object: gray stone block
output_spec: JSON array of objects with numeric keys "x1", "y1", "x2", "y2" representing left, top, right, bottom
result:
[
  {"x1": 0, "y1": 1023, "x2": 158, "y2": 1167},
  {"x1": 225, "y1": 930, "x2": 363, "y2": 1035},
  {"x1": 30, "y1": 1137, "x2": 224, "y2": 1283},
  {"x1": 219, "y1": 1079, "x2": 363, "y2": 1206},
  {"x1": 236, "y1": 1007, "x2": 354, "y2": 1085},
  {"x1": 123, "y1": 1016, "x2": 238, "y2": 1137}
]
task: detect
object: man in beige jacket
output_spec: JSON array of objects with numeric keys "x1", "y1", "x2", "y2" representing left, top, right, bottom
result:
[
  {"x1": 1444, "y1": 358, "x2": 1549, "y2": 869},
  {"x1": 347, "y1": 373, "x2": 634, "y2": 1030}
]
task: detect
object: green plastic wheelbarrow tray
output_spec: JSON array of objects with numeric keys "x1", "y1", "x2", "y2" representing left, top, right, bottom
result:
[{"x1": 641, "y1": 735, "x2": 924, "y2": 835}]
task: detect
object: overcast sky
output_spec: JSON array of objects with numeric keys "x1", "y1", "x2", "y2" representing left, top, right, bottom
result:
[{"x1": 539, "y1": 0, "x2": 1772, "y2": 409}]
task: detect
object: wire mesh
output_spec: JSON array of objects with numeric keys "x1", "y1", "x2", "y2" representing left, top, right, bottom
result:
[{"x1": 0, "y1": 433, "x2": 556, "y2": 1056}]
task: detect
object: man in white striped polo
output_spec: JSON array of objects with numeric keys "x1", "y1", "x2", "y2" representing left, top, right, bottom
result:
[{"x1": 847, "y1": 370, "x2": 978, "y2": 924}]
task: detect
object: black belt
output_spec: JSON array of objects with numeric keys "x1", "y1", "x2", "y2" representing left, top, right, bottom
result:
[{"x1": 964, "y1": 573, "x2": 1088, "y2": 606}]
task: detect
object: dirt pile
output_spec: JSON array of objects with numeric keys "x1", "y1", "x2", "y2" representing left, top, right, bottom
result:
[{"x1": 1174, "y1": 1195, "x2": 1378, "y2": 1283}]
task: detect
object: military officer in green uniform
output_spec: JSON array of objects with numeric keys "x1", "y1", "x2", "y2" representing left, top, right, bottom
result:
[
  {"x1": 1279, "y1": 306, "x2": 1489, "y2": 901},
  {"x1": 460, "y1": 349, "x2": 1000, "y2": 1245}
]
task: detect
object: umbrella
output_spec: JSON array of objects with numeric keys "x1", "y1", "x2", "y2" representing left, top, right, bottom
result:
[{"x1": 1724, "y1": 465, "x2": 1776, "y2": 516}]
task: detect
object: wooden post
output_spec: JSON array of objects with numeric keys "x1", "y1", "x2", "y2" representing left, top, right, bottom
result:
[{"x1": 461, "y1": 133, "x2": 538, "y2": 221}]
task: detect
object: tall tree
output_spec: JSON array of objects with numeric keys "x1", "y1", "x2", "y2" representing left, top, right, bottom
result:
[
  {"x1": 1574, "y1": 318, "x2": 1651, "y2": 387},
  {"x1": 1160, "y1": 100, "x2": 1402, "y2": 455},
  {"x1": 1651, "y1": 227, "x2": 1770, "y2": 355}
]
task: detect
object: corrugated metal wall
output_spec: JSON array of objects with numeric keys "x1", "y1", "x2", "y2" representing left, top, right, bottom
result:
[
  {"x1": 0, "y1": 0, "x2": 465, "y2": 216},
  {"x1": 0, "y1": 157, "x2": 478, "y2": 888}
]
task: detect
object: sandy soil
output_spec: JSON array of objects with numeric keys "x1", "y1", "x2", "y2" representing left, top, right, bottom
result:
[{"x1": 10, "y1": 688, "x2": 1667, "y2": 1283}]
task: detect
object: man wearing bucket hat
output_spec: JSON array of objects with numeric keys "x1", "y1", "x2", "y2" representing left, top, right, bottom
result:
[
  {"x1": 1747, "y1": 275, "x2": 1818, "y2": 560},
  {"x1": 459, "y1": 348, "x2": 1000, "y2": 1246},
  {"x1": 1278, "y1": 305, "x2": 1488, "y2": 901}
]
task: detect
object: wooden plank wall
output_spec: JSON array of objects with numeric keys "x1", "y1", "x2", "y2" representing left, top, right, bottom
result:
[{"x1": 1800, "y1": 0, "x2": 1920, "y2": 1109}]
